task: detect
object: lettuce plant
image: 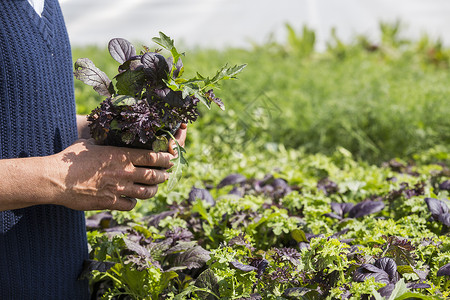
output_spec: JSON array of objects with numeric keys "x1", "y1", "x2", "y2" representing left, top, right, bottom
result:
[{"x1": 74, "y1": 32, "x2": 246, "y2": 189}]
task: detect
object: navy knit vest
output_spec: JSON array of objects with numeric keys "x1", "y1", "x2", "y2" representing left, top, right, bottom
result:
[{"x1": 0, "y1": 0, "x2": 89, "y2": 299}]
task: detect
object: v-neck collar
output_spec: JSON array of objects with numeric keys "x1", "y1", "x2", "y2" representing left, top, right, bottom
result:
[
  {"x1": 21, "y1": 0, "x2": 55, "y2": 43},
  {"x1": 27, "y1": 0, "x2": 45, "y2": 17}
]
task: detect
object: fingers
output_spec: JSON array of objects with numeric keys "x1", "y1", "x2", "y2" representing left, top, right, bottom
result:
[
  {"x1": 131, "y1": 167, "x2": 169, "y2": 185},
  {"x1": 169, "y1": 123, "x2": 187, "y2": 156},
  {"x1": 118, "y1": 183, "x2": 159, "y2": 200},
  {"x1": 127, "y1": 149, "x2": 173, "y2": 169},
  {"x1": 99, "y1": 182, "x2": 158, "y2": 211},
  {"x1": 113, "y1": 196, "x2": 137, "y2": 211},
  {"x1": 176, "y1": 123, "x2": 188, "y2": 146},
  {"x1": 115, "y1": 168, "x2": 166, "y2": 202}
]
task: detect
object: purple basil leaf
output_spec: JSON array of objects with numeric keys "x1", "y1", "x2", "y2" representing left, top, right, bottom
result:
[
  {"x1": 341, "y1": 203, "x2": 355, "y2": 215},
  {"x1": 188, "y1": 187, "x2": 215, "y2": 206},
  {"x1": 146, "y1": 210, "x2": 177, "y2": 227},
  {"x1": 262, "y1": 185, "x2": 274, "y2": 194},
  {"x1": 174, "y1": 57, "x2": 183, "y2": 77},
  {"x1": 78, "y1": 259, "x2": 116, "y2": 280},
  {"x1": 348, "y1": 244, "x2": 363, "y2": 255},
  {"x1": 438, "y1": 213, "x2": 450, "y2": 227},
  {"x1": 339, "y1": 238, "x2": 354, "y2": 244},
  {"x1": 141, "y1": 52, "x2": 169, "y2": 83},
  {"x1": 374, "y1": 257, "x2": 399, "y2": 283},
  {"x1": 272, "y1": 178, "x2": 290, "y2": 190},
  {"x1": 298, "y1": 242, "x2": 310, "y2": 250},
  {"x1": 440, "y1": 180, "x2": 450, "y2": 191},
  {"x1": 437, "y1": 263, "x2": 450, "y2": 276},
  {"x1": 229, "y1": 261, "x2": 258, "y2": 272},
  {"x1": 377, "y1": 283, "x2": 396, "y2": 298},
  {"x1": 165, "y1": 227, "x2": 193, "y2": 243},
  {"x1": 147, "y1": 238, "x2": 173, "y2": 262},
  {"x1": 217, "y1": 173, "x2": 247, "y2": 189},
  {"x1": 406, "y1": 282, "x2": 432, "y2": 289},
  {"x1": 305, "y1": 233, "x2": 324, "y2": 241},
  {"x1": 257, "y1": 173, "x2": 274, "y2": 186},
  {"x1": 228, "y1": 234, "x2": 253, "y2": 250},
  {"x1": 172, "y1": 245, "x2": 210, "y2": 269},
  {"x1": 414, "y1": 268, "x2": 430, "y2": 281},
  {"x1": 74, "y1": 58, "x2": 113, "y2": 97},
  {"x1": 382, "y1": 236, "x2": 416, "y2": 266},
  {"x1": 353, "y1": 264, "x2": 390, "y2": 284},
  {"x1": 330, "y1": 202, "x2": 344, "y2": 216},
  {"x1": 108, "y1": 38, "x2": 136, "y2": 64},
  {"x1": 126, "y1": 230, "x2": 144, "y2": 243},
  {"x1": 166, "y1": 241, "x2": 198, "y2": 255},
  {"x1": 166, "y1": 56, "x2": 184, "y2": 79},
  {"x1": 271, "y1": 178, "x2": 292, "y2": 198},
  {"x1": 253, "y1": 180, "x2": 265, "y2": 193},
  {"x1": 228, "y1": 186, "x2": 245, "y2": 198},
  {"x1": 323, "y1": 212, "x2": 343, "y2": 220},
  {"x1": 103, "y1": 225, "x2": 130, "y2": 234},
  {"x1": 317, "y1": 178, "x2": 339, "y2": 195},
  {"x1": 117, "y1": 55, "x2": 144, "y2": 73},
  {"x1": 425, "y1": 197, "x2": 449, "y2": 220},
  {"x1": 124, "y1": 239, "x2": 151, "y2": 258},
  {"x1": 251, "y1": 259, "x2": 269, "y2": 278},
  {"x1": 347, "y1": 200, "x2": 385, "y2": 218},
  {"x1": 154, "y1": 88, "x2": 185, "y2": 107},
  {"x1": 331, "y1": 202, "x2": 354, "y2": 218}
]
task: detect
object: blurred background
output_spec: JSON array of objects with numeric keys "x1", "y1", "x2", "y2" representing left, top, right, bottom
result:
[
  {"x1": 67, "y1": 0, "x2": 450, "y2": 165},
  {"x1": 61, "y1": 0, "x2": 450, "y2": 50}
]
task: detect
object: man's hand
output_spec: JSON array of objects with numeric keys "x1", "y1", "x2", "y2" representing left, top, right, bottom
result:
[
  {"x1": 49, "y1": 124, "x2": 187, "y2": 211},
  {"x1": 44, "y1": 139, "x2": 173, "y2": 211},
  {"x1": 0, "y1": 123, "x2": 188, "y2": 212}
]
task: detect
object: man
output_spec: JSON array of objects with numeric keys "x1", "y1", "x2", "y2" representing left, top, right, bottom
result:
[{"x1": 0, "y1": 0, "x2": 186, "y2": 298}]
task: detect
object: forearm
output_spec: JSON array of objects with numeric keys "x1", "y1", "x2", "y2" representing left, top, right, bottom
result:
[
  {"x1": 0, "y1": 156, "x2": 54, "y2": 211},
  {"x1": 76, "y1": 114, "x2": 91, "y2": 139}
]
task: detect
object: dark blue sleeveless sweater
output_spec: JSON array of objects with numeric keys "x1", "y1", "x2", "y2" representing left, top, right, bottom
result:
[{"x1": 0, "y1": 0, "x2": 89, "y2": 299}]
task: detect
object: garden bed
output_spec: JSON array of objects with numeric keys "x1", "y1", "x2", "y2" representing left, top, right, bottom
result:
[{"x1": 82, "y1": 145, "x2": 450, "y2": 299}]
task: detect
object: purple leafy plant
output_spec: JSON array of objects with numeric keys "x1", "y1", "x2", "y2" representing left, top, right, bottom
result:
[{"x1": 74, "y1": 32, "x2": 246, "y2": 189}]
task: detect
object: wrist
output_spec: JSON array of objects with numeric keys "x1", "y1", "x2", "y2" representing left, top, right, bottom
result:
[{"x1": 0, "y1": 155, "x2": 57, "y2": 210}]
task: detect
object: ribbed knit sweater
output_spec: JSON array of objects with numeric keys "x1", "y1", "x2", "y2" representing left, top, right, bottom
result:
[{"x1": 0, "y1": 0, "x2": 89, "y2": 299}]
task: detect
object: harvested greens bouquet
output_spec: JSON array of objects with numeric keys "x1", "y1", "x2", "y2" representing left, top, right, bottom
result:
[{"x1": 74, "y1": 32, "x2": 246, "y2": 189}]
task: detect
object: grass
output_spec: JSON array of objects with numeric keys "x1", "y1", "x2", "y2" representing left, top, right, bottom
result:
[{"x1": 72, "y1": 22, "x2": 450, "y2": 164}]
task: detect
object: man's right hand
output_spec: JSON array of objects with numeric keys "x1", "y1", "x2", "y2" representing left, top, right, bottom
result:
[{"x1": 44, "y1": 139, "x2": 174, "y2": 211}]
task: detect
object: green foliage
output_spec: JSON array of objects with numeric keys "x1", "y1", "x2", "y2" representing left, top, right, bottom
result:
[
  {"x1": 81, "y1": 142, "x2": 450, "y2": 299},
  {"x1": 285, "y1": 23, "x2": 316, "y2": 57},
  {"x1": 75, "y1": 20, "x2": 450, "y2": 300}
]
